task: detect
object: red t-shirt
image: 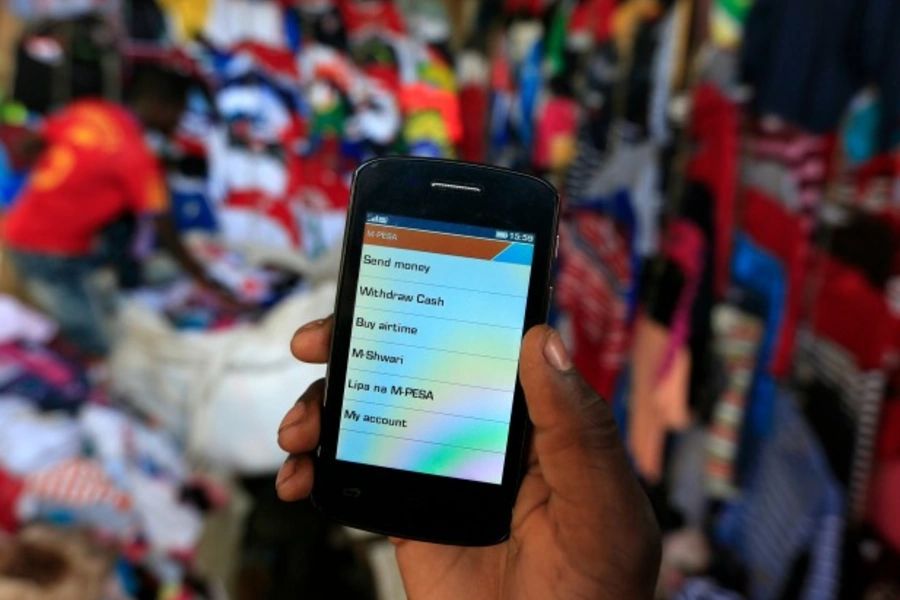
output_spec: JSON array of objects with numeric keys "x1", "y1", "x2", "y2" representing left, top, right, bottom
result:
[{"x1": 2, "y1": 100, "x2": 169, "y2": 256}]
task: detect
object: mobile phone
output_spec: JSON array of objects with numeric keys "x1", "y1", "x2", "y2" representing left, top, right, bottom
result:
[{"x1": 312, "y1": 157, "x2": 560, "y2": 546}]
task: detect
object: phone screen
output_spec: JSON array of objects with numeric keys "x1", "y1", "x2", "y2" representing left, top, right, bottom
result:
[{"x1": 336, "y1": 212, "x2": 536, "y2": 484}]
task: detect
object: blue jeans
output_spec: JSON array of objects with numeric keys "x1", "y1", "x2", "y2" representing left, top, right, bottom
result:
[{"x1": 7, "y1": 250, "x2": 113, "y2": 356}]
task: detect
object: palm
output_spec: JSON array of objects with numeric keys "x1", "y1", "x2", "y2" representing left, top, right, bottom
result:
[
  {"x1": 279, "y1": 320, "x2": 660, "y2": 600},
  {"x1": 396, "y1": 457, "x2": 644, "y2": 600}
]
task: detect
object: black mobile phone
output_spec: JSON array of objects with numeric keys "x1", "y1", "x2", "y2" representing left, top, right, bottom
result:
[{"x1": 312, "y1": 157, "x2": 560, "y2": 546}]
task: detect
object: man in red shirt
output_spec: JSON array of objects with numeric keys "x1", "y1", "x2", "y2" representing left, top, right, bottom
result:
[{"x1": 3, "y1": 66, "x2": 222, "y2": 358}]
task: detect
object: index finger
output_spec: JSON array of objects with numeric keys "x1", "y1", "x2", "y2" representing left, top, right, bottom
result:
[{"x1": 290, "y1": 315, "x2": 335, "y2": 364}]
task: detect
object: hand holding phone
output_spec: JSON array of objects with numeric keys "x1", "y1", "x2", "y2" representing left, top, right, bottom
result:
[{"x1": 277, "y1": 317, "x2": 661, "y2": 600}]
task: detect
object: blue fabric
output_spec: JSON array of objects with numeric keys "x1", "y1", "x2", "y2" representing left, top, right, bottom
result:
[
  {"x1": 730, "y1": 234, "x2": 786, "y2": 470},
  {"x1": 171, "y1": 189, "x2": 218, "y2": 233},
  {"x1": 741, "y1": 0, "x2": 867, "y2": 133},
  {"x1": 718, "y1": 392, "x2": 844, "y2": 600},
  {"x1": 578, "y1": 189, "x2": 642, "y2": 314},
  {"x1": 7, "y1": 251, "x2": 111, "y2": 356},
  {"x1": 284, "y1": 7, "x2": 302, "y2": 53},
  {"x1": 518, "y1": 39, "x2": 543, "y2": 161},
  {"x1": 0, "y1": 145, "x2": 26, "y2": 208}
]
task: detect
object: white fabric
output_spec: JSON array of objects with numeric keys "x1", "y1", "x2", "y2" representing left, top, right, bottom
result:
[
  {"x1": 10, "y1": 0, "x2": 116, "y2": 19},
  {"x1": 110, "y1": 283, "x2": 336, "y2": 473},
  {"x1": 0, "y1": 398, "x2": 81, "y2": 476},
  {"x1": 219, "y1": 208, "x2": 295, "y2": 252},
  {"x1": 203, "y1": 0, "x2": 286, "y2": 48},
  {"x1": 129, "y1": 470, "x2": 203, "y2": 554},
  {"x1": 583, "y1": 141, "x2": 662, "y2": 257},
  {"x1": 0, "y1": 295, "x2": 58, "y2": 345}
]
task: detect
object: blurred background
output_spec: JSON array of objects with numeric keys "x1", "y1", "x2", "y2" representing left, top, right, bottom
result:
[{"x1": 1, "y1": 0, "x2": 899, "y2": 598}]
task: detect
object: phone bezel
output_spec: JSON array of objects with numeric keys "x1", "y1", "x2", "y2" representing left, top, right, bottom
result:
[{"x1": 312, "y1": 157, "x2": 560, "y2": 546}]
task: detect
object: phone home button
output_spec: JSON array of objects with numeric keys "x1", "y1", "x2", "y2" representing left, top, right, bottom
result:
[{"x1": 342, "y1": 488, "x2": 362, "y2": 499}]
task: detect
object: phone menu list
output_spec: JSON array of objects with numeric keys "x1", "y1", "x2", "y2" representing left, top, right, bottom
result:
[{"x1": 337, "y1": 215, "x2": 535, "y2": 484}]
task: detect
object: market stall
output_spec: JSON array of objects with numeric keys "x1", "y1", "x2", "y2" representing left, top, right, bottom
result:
[{"x1": 1, "y1": 0, "x2": 900, "y2": 599}]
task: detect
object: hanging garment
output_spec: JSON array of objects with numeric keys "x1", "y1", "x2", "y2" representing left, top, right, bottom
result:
[
  {"x1": 706, "y1": 304, "x2": 764, "y2": 499},
  {"x1": 204, "y1": 0, "x2": 287, "y2": 48},
  {"x1": 649, "y1": 7, "x2": 677, "y2": 145},
  {"x1": 741, "y1": 188, "x2": 808, "y2": 377},
  {"x1": 676, "y1": 578, "x2": 745, "y2": 600},
  {"x1": 568, "y1": 0, "x2": 616, "y2": 49},
  {"x1": 729, "y1": 234, "x2": 786, "y2": 478},
  {"x1": 743, "y1": 120, "x2": 831, "y2": 233},
  {"x1": 339, "y1": 0, "x2": 406, "y2": 40},
  {"x1": 534, "y1": 95, "x2": 579, "y2": 172},
  {"x1": 826, "y1": 212, "x2": 899, "y2": 291},
  {"x1": 741, "y1": 159, "x2": 802, "y2": 214},
  {"x1": 659, "y1": 219, "x2": 706, "y2": 378},
  {"x1": 628, "y1": 315, "x2": 672, "y2": 483},
  {"x1": 556, "y1": 213, "x2": 632, "y2": 399},
  {"x1": 125, "y1": 0, "x2": 168, "y2": 41},
  {"x1": 687, "y1": 84, "x2": 740, "y2": 299},
  {"x1": 579, "y1": 140, "x2": 663, "y2": 258},
  {"x1": 868, "y1": 460, "x2": 900, "y2": 554},
  {"x1": 876, "y1": 400, "x2": 900, "y2": 461},
  {"x1": 718, "y1": 392, "x2": 844, "y2": 600},
  {"x1": 156, "y1": 0, "x2": 213, "y2": 41},
  {"x1": 710, "y1": 0, "x2": 752, "y2": 49},
  {"x1": 809, "y1": 253, "x2": 898, "y2": 371},
  {"x1": 796, "y1": 330, "x2": 887, "y2": 521},
  {"x1": 740, "y1": 0, "x2": 868, "y2": 133}
]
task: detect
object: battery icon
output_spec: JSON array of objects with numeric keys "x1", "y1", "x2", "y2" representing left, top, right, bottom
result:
[{"x1": 496, "y1": 231, "x2": 510, "y2": 240}]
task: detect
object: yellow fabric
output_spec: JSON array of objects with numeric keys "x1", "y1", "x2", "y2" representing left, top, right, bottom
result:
[
  {"x1": 0, "y1": 3, "x2": 24, "y2": 91},
  {"x1": 612, "y1": 0, "x2": 662, "y2": 58},
  {"x1": 157, "y1": 0, "x2": 213, "y2": 41}
]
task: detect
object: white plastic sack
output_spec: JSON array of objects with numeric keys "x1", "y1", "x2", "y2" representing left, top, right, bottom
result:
[{"x1": 109, "y1": 282, "x2": 336, "y2": 474}]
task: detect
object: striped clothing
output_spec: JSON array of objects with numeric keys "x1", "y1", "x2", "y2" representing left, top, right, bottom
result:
[
  {"x1": 720, "y1": 392, "x2": 844, "y2": 600},
  {"x1": 796, "y1": 330, "x2": 887, "y2": 521},
  {"x1": 556, "y1": 213, "x2": 632, "y2": 399},
  {"x1": 706, "y1": 304, "x2": 764, "y2": 498}
]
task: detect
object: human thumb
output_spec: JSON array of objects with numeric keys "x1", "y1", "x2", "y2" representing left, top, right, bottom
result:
[{"x1": 518, "y1": 325, "x2": 636, "y2": 503}]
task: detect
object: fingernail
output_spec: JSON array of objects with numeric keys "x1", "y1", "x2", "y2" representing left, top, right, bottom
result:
[
  {"x1": 276, "y1": 457, "x2": 298, "y2": 489},
  {"x1": 543, "y1": 331, "x2": 573, "y2": 372},
  {"x1": 299, "y1": 319, "x2": 326, "y2": 332},
  {"x1": 278, "y1": 401, "x2": 306, "y2": 434}
]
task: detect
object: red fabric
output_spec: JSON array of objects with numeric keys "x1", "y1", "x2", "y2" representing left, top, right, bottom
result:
[
  {"x1": 505, "y1": 0, "x2": 546, "y2": 16},
  {"x1": 686, "y1": 84, "x2": 739, "y2": 300},
  {"x1": 2, "y1": 100, "x2": 167, "y2": 256},
  {"x1": 459, "y1": 85, "x2": 488, "y2": 163},
  {"x1": 226, "y1": 190, "x2": 301, "y2": 248},
  {"x1": 659, "y1": 219, "x2": 706, "y2": 378},
  {"x1": 556, "y1": 214, "x2": 632, "y2": 398},
  {"x1": 0, "y1": 468, "x2": 24, "y2": 532},
  {"x1": 364, "y1": 64, "x2": 401, "y2": 98},
  {"x1": 25, "y1": 459, "x2": 131, "y2": 511},
  {"x1": 741, "y1": 188, "x2": 807, "y2": 376},
  {"x1": 868, "y1": 460, "x2": 900, "y2": 553},
  {"x1": 291, "y1": 155, "x2": 351, "y2": 210},
  {"x1": 233, "y1": 42, "x2": 301, "y2": 80},
  {"x1": 877, "y1": 400, "x2": 900, "y2": 461},
  {"x1": 569, "y1": 0, "x2": 616, "y2": 43},
  {"x1": 339, "y1": 0, "x2": 405, "y2": 36},
  {"x1": 0, "y1": 124, "x2": 37, "y2": 171},
  {"x1": 534, "y1": 96, "x2": 578, "y2": 170},
  {"x1": 400, "y1": 83, "x2": 463, "y2": 143},
  {"x1": 810, "y1": 254, "x2": 897, "y2": 370}
]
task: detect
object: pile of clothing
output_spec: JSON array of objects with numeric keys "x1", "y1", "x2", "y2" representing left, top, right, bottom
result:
[{"x1": 0, "y1": 295, "x2": 230, "y2": 599}]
